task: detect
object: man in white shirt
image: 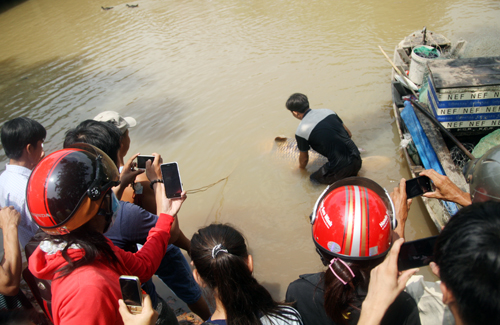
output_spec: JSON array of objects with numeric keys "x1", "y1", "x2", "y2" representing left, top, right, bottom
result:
[{"x1": 0, "y1": 117, "x2": 46, "y2": 248}]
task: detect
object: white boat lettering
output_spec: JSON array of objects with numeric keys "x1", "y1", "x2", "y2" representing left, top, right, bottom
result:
[{"x1": 437, "y1": 106, "x2": 500, "y2": 115}]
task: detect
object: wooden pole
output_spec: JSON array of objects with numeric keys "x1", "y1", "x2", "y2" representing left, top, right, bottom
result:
[{"x1": 378, "y1": 45, "x2": 418, "y2": 97}]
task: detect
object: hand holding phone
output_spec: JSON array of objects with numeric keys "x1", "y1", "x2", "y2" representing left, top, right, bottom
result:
[
  {"x1": 161, "y1": 162, "x2": 183, "y2": 199},
  {"x1": 119, "y1": 293, "x2": 158, "y2": 325},
  {"x1": 137, "y1": 155, "x2": 155, "y2": 170},
  {"x1": 405, "y1": 176, "x2": 432, "y2": 199},
  {"x1": 144, "y1": 153, "x2": 163, "y2": 182},
  {"x1": 119, "y1": 275, "x2": 143, "y2": 315}
]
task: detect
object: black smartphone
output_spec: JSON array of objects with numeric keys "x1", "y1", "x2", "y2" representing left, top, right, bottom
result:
[
  {"x1": 405, "y1": 175, "x2": 432, "y2": 199},
  {"x1": 136, "y1": 155, "x2": 155, "y2": 169},
  {"x1": 398, "y1": 236, "x2": 437, "y2": 271},
  {"x1": 119, "y1": 275, "x2": 143, "y2": 314},
  {"x1": 160, "y1": 162, "x2": 183, "y2": 199}
]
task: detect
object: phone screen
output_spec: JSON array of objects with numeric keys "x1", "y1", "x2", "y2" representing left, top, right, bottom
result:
[
  {"x1": 136, "y1": 155, "x2": 154, "y2": 169},
  {"x1": 119, "y1": 276, "x2": 142, "y2": 307},
  {"x1": 161, "y1": 162, "x2": 183, "y2": 199},
  {"x1": 398, "y1": 236, "x2": 437, "y2": 271},
  {"x1": 405, "y1": 175, "x2": 432, "y2": 199}
]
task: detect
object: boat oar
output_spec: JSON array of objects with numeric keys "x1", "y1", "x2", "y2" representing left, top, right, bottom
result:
[{"x1": 410, "y1": 99, "x2": 475, "y2": 160}]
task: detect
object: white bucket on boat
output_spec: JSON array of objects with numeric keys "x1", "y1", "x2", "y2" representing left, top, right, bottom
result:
[{"x1": 408, "y1": 45, "x2": 440, "y2": 85}]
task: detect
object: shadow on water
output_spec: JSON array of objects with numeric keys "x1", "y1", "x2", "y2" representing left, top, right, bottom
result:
[
  {"x1": 0, "y1": 0, "x2": 27, "y2": 14},
  {"x1": 0, "y1": 55, "x2": 188, "y2": 169}
]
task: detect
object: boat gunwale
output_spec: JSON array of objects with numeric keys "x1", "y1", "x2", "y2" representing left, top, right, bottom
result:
[{"x1": 390, "y1": 31, "x2": 469, "y2": 231}]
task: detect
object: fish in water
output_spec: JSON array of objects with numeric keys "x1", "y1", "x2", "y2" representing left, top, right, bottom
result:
[
  {"x1": 101, "y1": 6, "x2": 114, "y2": 10},
  {"x1": 273, "y1": 136, "x2": 327, "y2": 170},
  {"x1": 272, "y1": 136, "x2": 391, "y2": 175},
  {"x1": 126, "y1": 4, "x2": 139, "y2": 8}
]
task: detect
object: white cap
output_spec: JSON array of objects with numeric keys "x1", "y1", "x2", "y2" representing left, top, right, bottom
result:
[{"x1": 93, "y1": 111, "x2": 137, "y2": 134}]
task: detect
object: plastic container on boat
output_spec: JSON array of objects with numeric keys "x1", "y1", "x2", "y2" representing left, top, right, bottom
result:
[
  {"x1": 426, "y1": 56, "x2": 500, "y2": 136},
  {"x1": 409, "y1": 45, "x2": 440, "y2": 85}
]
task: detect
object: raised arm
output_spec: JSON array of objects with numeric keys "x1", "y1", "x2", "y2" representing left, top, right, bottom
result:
[
  {"x1": 358, "y1": 239, "x2": 418, "y2": 325},
  {"x1": 145, "y1": 153, "x2": 182, "y2": 244},
  {"x1": 420, "y1": 169, "x2": 472, "y2": 206},
  {"x1": 0, "y1": 206, "x2": 22, "y2": 296},
  {"x1": 390, "y1": 178, "x2": 412, "y2": 240},
  {"x1": 113, "y1": 153, "x2": 144, "y2": 200}
]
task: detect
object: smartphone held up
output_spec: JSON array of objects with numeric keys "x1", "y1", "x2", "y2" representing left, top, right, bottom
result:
[
  {"x1": 397, "y1": 236, "x2": 437, "y2": 271},
  {"x1": 405, "y1": 175, "x2": 432, "y2": 199},
  {"x1": 136, "y1": 155, "x2": 155, "y2": 169},
  {"x1": 161, "y1": 162, "x2": 183, "y2": 199}
]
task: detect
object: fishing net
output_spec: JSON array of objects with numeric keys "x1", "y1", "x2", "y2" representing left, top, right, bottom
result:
[
  {"x1": 450, "y1": 143, "x2": 475, "y2": 169},
  {"x1": 418, "y1": 77, "x2": 430, "y2": 103},
  {"x1": 472, "y1": 129, "x2": 500, "y2": 158}
]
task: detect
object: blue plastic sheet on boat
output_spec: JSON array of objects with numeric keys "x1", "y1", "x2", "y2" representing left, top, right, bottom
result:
[{"x1": 401, "y1": 101, "x2": 459, "y2": 216}]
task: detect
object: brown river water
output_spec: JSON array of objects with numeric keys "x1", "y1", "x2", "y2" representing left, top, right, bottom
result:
[{"x1": 1, "y1": 0, "x2": 500, "y2": 300}]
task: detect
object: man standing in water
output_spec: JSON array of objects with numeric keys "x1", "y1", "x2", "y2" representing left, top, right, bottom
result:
[{"x1": 286, "y1": 93, "x2": 361, "y2": 184}]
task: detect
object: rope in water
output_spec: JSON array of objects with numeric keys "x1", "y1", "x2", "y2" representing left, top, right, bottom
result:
[{"x1": 186, "y1": 176, "x2": 229, "y2": 194}]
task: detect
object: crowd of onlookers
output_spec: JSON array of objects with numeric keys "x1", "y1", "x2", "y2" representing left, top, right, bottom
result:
[{"x1": 0, "y1": 110, "x2": 498, "y2": 325}]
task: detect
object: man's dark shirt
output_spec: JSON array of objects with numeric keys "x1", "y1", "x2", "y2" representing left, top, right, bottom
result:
[{"x1": 295, "y1": 109, "x2": 360, "y2": 172}]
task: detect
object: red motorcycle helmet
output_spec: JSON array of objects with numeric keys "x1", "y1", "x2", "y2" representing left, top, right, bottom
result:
[
  {"x1": 311, "y1": 177, "x2": 395, "y2": 262},
  {"x1": 26, "y1": 143, "x2": 120, "y2": 235}
]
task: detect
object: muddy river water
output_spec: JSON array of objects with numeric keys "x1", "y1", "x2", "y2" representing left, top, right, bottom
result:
[{"x1": 1, "y1": 0, "x2": 500, "y2": 300}]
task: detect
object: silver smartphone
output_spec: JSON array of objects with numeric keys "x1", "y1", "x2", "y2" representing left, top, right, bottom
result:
[
  {"x1": 119, "y1": 275, "x2": 143, "y2": 314},
  {"x1": 160, "y1": 162, "x2": 183, "y2": 199}
]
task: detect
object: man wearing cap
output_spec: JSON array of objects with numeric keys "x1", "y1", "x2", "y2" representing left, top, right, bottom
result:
[
  {"x1": 90, "y1": 114, "x2": 211, "y2": 320},
  {"x1": 93, "y1": 111, "x2": 137, "y2": 168},
  {"x1": 94, "y1": 111, "x2": 166, "y2": 218}
]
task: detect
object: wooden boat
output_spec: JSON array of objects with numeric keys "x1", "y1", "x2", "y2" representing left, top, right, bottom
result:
[{"x1": 389, "y1": 28, "x2": 471, "y2": 231}]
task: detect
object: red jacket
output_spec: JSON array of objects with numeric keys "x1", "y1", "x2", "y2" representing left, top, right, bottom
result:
[{"x1": 29, "y1": 214, "x2": 174, "y2": 325}]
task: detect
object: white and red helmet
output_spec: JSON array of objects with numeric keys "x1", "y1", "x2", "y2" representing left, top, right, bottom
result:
[{"x1": 311, "y1": 177, "x2": 396, "y2": 261}]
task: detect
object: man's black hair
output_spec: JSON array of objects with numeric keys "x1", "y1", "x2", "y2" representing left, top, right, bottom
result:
[
  {"x1": 286, "y1": 93, "x2": 310, "y2": 113},
  {"x1": 434, "y1": 201, "x2": 500, "y2": 325},
  {"x1": 64, "y1": 120, "x2": 121, "y2": 165},
  {"x1": 1, "y1": 117, "x2": 46, "y2": 160}
]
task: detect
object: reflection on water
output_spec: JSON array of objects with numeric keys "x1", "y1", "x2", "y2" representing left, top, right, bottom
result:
[{"x1": 1, "y1": 0, "x2": 499, "y2": 299}]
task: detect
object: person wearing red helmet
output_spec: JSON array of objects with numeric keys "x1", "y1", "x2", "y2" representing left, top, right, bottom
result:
[
  {"x1": 26, "y1": 143, "x2": 186, "y2": 325},
  {"x1": 285, "y1": 177, "x2": 420, "y2": 325}
]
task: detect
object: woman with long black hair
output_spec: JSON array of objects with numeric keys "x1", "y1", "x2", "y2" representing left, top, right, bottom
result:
[{"x1": 190, "y1": 224, "x2": 302, "y2": 325}]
